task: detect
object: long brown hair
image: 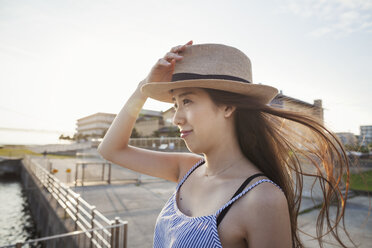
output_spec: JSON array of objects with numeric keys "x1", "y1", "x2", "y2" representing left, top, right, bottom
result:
[{"x1": 204, "y1": 88, "x2": 354, "y2": 248}]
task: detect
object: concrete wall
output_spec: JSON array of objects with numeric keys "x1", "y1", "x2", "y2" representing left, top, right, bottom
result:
[
  {"x1": 0, "y1": 157, "x2": 22, "y2": 177},
  {"x1": 20, "y1": 160, "x2": 70, "y2": 238}
]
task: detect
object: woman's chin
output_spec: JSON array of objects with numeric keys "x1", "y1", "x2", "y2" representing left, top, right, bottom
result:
[{"x1": 185, "y1": 143, "x2": 204, "y2": 154}]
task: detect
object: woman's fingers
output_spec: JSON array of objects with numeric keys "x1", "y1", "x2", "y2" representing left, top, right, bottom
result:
[
  {"x1": 159, "y1": 40, "x2": 194, "y2": 68},
  {"x1": 146, "y1": 41, "x2": 193, "y2": 83},
  {"x1": 170, "y1": 45, "x2": 183, "y2": 53},
  {"x1": 157, "y1": 58, "x2": 172, "y2": 66},
  {"x1": 164, "y1": 52, "x2": 183, "y2": 62},
  {"x1": 170, "y1": 40, "x2": 193, "y2": 53}
]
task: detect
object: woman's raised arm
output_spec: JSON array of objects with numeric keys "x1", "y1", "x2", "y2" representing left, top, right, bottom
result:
[{"x1": 97, "y1": 41, "x2": 201, "y2": 182}]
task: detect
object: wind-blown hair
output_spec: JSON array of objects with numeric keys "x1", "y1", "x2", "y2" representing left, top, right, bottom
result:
[{"x1": 204, "y1": 88, "x2": 354, "y2": 248}]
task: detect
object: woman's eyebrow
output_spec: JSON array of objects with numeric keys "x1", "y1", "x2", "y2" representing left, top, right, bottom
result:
[{"x1": 171, "y1": 92, "x2": 195, "y2": 101}]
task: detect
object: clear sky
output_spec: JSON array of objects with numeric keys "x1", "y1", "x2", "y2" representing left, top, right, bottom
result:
[{"x1": 0, "y1": 0, "x2": 371, "y2": 145}]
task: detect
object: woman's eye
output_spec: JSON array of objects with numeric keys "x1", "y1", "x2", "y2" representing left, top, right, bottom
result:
[
  {"x1": 183, "y1": 99, "x2": 191, "y2": 105},
  {"x1": 173, "y1": 99, "x2": 191, "y2": 110}
]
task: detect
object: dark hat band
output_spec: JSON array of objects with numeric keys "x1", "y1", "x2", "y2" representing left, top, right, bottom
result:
[{"x1": 171, "y1": 73, "x2": 251, "y2": 84}]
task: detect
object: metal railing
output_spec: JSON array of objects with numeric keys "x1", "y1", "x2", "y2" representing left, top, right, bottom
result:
[
  {"x1": 23, "y1": 156, "x2": 128, "y2": 248},
  {"x1": 1, "y1": 221, "x2": 127, "y2": 248},
  {"x1": 73, "y1": 161, "x2": 163, "y2": 186},
  {"x1": 74, "y1": 161, "x2": 155, "y2": 186},
  {"x1": 128, "y1": 137, "x2": 187, "y2": 151},
  {"x1": 75, "y1": 162, "x2": 113, "y2": 186}
]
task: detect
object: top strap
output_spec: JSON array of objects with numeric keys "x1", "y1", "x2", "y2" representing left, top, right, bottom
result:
[
  {"x1": 216, "y1": 178, "x2": 282, "y2": 226},
  {"x1": 176, "y1": 159, "x2": 205, "y2": 191},
  {"x1": 216, "y1": 173, "x2": 264, "y2": 226}
]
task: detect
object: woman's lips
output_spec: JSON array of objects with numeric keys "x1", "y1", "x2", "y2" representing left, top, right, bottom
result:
[{"x1": 180, "y1": 130, "x2": 193, "y2": 138}]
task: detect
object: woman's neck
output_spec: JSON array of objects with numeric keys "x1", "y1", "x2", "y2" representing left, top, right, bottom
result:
[{"x1": 202, "y1": 131, "x2": 256, "y2": 177}]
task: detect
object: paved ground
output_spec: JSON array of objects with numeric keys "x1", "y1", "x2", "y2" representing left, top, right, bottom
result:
[
  {"x1": 74, "y1": 181, "x2": 175, "y2": 247},
  {"x1": 41, "y1": 157, "x2": 372, "y2": 247},
  {"x1": 299, "y1": 196, "x2": 372, "y2": 247}
]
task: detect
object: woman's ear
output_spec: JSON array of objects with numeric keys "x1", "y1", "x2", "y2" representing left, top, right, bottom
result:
[{"x1": 224, "y1": 105, "x2": 236, "y2": 118}]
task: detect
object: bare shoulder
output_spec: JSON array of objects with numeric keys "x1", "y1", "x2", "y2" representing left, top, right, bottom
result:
[
  {"x1": 236, "y1": 181, "x2": 292, "y2": 247},
  {"x1": 177, "y1": 153, "x2": 204, "y2": 181},
  {"x1": 245, "y1": 181, "x2": 287, "y2": 209}
]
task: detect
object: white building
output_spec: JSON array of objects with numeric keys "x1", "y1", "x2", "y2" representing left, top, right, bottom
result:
[
  {"x1": 76, "y1": 112, "x2": 117, "y2": 138},
  {"x1": 76, "y1": 110, "x2": 164, "y2": 139}
]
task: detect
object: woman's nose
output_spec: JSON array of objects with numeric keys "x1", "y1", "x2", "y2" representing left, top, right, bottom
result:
[{"x1": 172, "y1": 108, "x2": 185, "y2": 126}]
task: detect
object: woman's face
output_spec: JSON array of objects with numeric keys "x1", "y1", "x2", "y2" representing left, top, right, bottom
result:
[{"x1": 171, "y1": 87, "x2": 228, "y2": 154}]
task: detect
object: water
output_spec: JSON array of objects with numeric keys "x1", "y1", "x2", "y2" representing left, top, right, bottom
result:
[
  {"x1": 0, "y1": 129, "x2": 73, "y2": 146},
  {"x1": 0, "y1": 179, "x2": 38, "y2": 246}
]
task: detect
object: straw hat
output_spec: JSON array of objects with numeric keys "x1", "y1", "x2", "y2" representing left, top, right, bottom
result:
[{"x1": 141, "y1": 43, "x2": 278, "y2": 104}]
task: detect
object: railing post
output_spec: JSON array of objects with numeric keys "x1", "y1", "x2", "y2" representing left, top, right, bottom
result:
[
  {"x1": 75, "y1": 195, "x2": 80, "y2": 230},
  {"x1": 115, "y1": 217, "x2": 120, "y2": 248},
  {"x1": 108, "y1": 163, "x2": 111, "y2": 184},
  {"x1": 137, "y1": 173, "x2": 142, "y2": 186},
  {"x1": 75, "y1": 163, "x2": 78, "y2": 187},
  {"x1": 110, "y1": 220, "x2": 115, "y2": 247},
  {"x1": 82, "y1": 163, "x2": 85, "y2": 186},
  {"x1": 101, "y1": 163, "x2": 105, "y2": 182},
  {"x1": 90, "y1": 206, "x2": 96, "y2": 248},
  {"x1": 123, "y1": 222, "x2": 128, "y2": 248},
  {"x1": 47, "y1": 173, "x2": 51, "y2": 193},
  {"x1": 41, "y1": 167, "x2": 44, "y2": 186}
]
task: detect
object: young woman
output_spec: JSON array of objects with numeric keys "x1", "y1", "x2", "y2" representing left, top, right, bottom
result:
[{"x1": 98, "y1": 41, "x2": 353, "y2": 247}]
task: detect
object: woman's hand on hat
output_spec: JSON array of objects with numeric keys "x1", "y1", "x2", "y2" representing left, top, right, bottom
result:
[{"x1": 144, "y1": 40, "x2": 193, "y2": 84}]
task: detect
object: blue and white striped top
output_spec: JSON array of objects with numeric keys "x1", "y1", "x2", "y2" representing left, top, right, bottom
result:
[{"x1": 153, "y1": 159, "x2": 280, "y2": 248}]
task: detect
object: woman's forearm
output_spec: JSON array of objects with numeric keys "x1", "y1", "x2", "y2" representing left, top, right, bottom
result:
[{"x1": 97, "y1": 80, "x2": 147, "y2": 157}]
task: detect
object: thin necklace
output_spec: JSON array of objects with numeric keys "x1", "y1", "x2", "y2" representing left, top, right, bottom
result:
[{"x1": 204, "y1": 158, "x2": 243, "y2": 177}]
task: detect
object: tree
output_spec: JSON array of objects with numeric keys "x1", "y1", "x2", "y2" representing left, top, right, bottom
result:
[
  {"x1": 131, "y1": 128, "x2": 141, "y2": 138},
  {"x1": 152, "y1": 130, "x2": 160, "y2": 137},
  {"x1": 59, "y1": 134, "x2": 73, "y2": 140},
  {"x1": 345, "y1": 144, "x2": 369, "y2": 153}
]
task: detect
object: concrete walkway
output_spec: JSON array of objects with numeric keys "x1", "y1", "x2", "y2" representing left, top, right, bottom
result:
[
  {"x1": 44, "y1": 157, "x2": 371, "y2": 247},
  {"x1": 74, "y1": 181, "x2": 176, "y2": 247},
  {"x1": 298, "y1": 196, "x2": 371, "y2": 247}
]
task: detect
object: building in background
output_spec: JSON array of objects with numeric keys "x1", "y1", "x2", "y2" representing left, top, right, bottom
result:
[
  {"x1": 359, "y1": 125, "x2": 372, "y2": 146},
  {"x1": 162, "y1": 107, "x2": 176, "y2": 127},
  {"x1": 269, "y1": 92, "x2": 324, "y2": 149},
  {"x1": 76, "y1": 109, "x2": 166, "y2": 140},
  {"x1": 76, "y1": 112, "x2": 116, "y2": 140},
  {"x1": 134, "y1": 109, "x2": 164, "y2": 137},
  {"x1": 270, "y1": 91, "x2": 323, "y2": 122}
]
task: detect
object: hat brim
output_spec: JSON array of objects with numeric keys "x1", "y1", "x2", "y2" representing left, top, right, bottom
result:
[{"x1": 141, "y1": 79, "x2": 278, "y2": 104}]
